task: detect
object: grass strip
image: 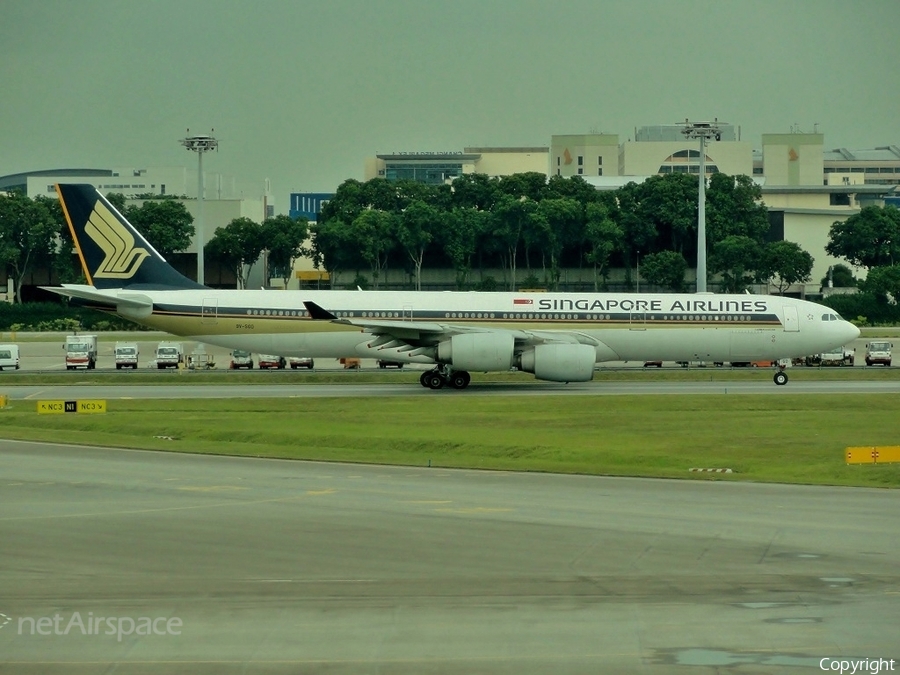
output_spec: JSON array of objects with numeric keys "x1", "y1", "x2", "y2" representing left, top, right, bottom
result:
[{"x1": 1, "y1": 394, "x2": 898, "y2": 488}]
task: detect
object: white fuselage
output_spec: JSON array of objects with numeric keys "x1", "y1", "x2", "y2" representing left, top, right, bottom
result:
[{"x1": 72, "y1": 287, "x2": 860, "y2": 367}]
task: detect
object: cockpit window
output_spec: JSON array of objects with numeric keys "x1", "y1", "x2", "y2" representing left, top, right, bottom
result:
[{"x1": 821, "y1": 313, "x2": 842, "y2": 322}]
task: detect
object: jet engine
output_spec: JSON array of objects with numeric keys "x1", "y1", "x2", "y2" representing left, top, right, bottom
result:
[
  {"x1": 436, "y1": 333, "x2": 515, "y2": 372},
  {"x1": 517, "y1": 343, "x2": 596, "y2": 382}
]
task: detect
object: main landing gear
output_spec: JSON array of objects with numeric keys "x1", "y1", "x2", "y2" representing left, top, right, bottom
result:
[
  {"x1": 774, "y1": 367, "x2": 788, "y2": 386},
  {"x1": 419, "y1": 366, "x2": 471, "y2": 390}
]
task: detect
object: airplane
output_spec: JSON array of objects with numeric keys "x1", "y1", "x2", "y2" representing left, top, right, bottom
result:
[{"x1": 45, "y1": 183, "x2": 860, "y2": 389}]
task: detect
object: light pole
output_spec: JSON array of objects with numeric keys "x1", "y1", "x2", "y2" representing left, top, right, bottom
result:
[
  {"x1": 180, "y1": 130, "x2": 218, "y2": 285},
  {"x1": 636, "y1": 250, "x2": 640, "y2": 293},
  {"x1": 680, "y1": 119, "x2": 723, "y2": 293}
]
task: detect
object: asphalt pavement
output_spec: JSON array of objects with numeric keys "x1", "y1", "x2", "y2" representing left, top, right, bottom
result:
[{"x1": 1, "y1": 440, "x2": 898, "y2": 674}]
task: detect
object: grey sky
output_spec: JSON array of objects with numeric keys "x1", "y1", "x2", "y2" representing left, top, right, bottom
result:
[{"x1": 2, "y1": 0, "x2": 897, "y2": 212}]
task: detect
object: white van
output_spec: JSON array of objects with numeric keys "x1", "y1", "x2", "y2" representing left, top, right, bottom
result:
[{"x1": 0, "y1": 344, "x2": 20, "y2": 370}]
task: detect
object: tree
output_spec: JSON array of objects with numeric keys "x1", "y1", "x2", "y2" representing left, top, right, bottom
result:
[
  {"x1": 396, "y1": 200, "x2": 441, "y2": 291},
  {"x1": 497, "y1": 172, "x2": 547, "y2": 201},
  {"x1": 826, "y1": 205, "x2": 900, "y2": 269},
  {"x1": 204, "y1": 217, "x2": 263, "y2": 289},
  {"x1": 705, "y1": 173, "x2": 770, "y2": 245},
  {"x1": 490, "y1": 195, "x2": 536, "y2": 290},
  {"x1": 0, "y1": 191, "x2": 60, "y2": 302},
  {"x1": 442, "y1": 208, "x2": 487, "y2": 290},
  {"x1": 38, "y1": 194, "x2": 82, "y2": 285},
  {"x1": 640, "y1": 250, "x2": 688, "y2": 292},
  {"x1": 760, "y1": 240, "x2": 814, "y2": 295},
  {"x1": 583, "y1": 201, "x2": 622, "y2": 291},
  {"x1": 449, "y1": 174, "x2": 500, "y2": 211},
  {"x1": 710, "y1": 235, "x2": 763, "y2": 293},
  {"x1": 106, "y1": 193, "x2": 127, "y2": 211},
  {"x1": 534, "y1": 197, "x2": 581, "y2": 290},
  {"x1": 861, "y1": 265, "x2": 900, "y2": 304},
  {"x1": 262, "y1": 214, "x2": 309, "y2": 289},
  {"x1": 124, "y1": 199, "x2": 195, "y2": 258},
  {"x1": 319, "y1": 179, "x2": 366, "y2": 225},
  {"x1": 350, "y1": 209, "x2": 396, "y2": 289},
  {"x1": 820, "y1": 263, "x2": 856, "y2": 289},
  {"x1": 308, "y1": 218, "x2": 362, "y2": 285},
  {"x1": 636, "y1": 173, "x2": 698, "y2": 258},
  {"x1": 611, "y1": 181, "x2": 657, "y2": 273},
  {"x1": 544, "y1": 174, "x2": 599, "y2": 203}
]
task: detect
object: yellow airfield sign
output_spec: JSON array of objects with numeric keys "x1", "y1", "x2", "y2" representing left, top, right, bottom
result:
[
  {"x1": 37, "y1": 400, "x2": 107, "y2": 414},
  {"x1": 846, "y1": 446, "x2": 900, "y2": 465}
]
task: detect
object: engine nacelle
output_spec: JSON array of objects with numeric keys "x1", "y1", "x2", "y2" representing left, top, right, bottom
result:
[
  {"x1": 517, "y1": 344, "x2": 596, "y2": 382},
  {"x1": 437, "y1": 333, "x2": 514, "y2": 372}
]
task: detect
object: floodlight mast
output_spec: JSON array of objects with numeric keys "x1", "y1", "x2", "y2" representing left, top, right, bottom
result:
[
  {"x1": 180, "y1": 130, "x2": 218, "y2": 284},
  {"x1": 680, "y1": 118, "x2": 723, "y2": 293}
]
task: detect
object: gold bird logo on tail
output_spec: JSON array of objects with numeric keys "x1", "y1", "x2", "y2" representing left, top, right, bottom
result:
[{"x1": 85, "y1": 202, "x2": 150, "y2": 279}]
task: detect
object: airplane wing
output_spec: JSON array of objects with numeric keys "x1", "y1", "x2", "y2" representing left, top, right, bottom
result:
[{"x1": 303, "y1": 301, "x2": 603, "y2": 355}]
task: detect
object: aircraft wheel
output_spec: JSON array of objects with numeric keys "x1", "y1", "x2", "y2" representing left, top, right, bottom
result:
[
  {"x1": 419, "y1": 371, "x2": 431, "y2": 387},
  {"x1": 774, "y1": 371, "x2": 788, "y2": 386},
  {"x1": 424, "y1": 372, "x2": 445, "y2": 390},
  {"x1": 449, "y1": 371, "x2": 470, "y2": 389}
]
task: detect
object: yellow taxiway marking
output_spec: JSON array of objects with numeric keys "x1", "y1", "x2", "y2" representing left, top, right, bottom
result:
[
  {"x1": 403, "y1": 500, "x2": 452, "y2": 504},
  {"x1": 305, "y1": 488, "x2": 336, "y2": 496}
]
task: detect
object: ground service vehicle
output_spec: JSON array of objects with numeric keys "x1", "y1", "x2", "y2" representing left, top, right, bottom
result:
[
  {"x1": 0, "y1": 344, "x2": 20, "y2": 370},
  {"x1": 258, "y1": 354, "x2": 286, "y2": 369},
  {"x1": 865, "y1": 341, "x2": 892, "y2": 366},
  {"x1": 155, "y1": 341, "x2": 184, "y2": 369},
  {"x1": 64, "y1": 334, "x2": 98, "y2": 370},
  {"x1": 230, "y1": 349, "x2": 253, "y2": 369},
  {"x1": 289, "y1": 357, "x2": 314, "y2": 369},
  {"x1": 340, "y1": 357, "x2": 361, "y2": 369},
  {"x1": 114, "y1": 342, "x2": 139, "y2": 369},
  {"x1": 818, "y1": 348, "x2": 854, "y2": 366},
  {"x1": 377, "y1": 359, "x2": 404, "y2": 368}
]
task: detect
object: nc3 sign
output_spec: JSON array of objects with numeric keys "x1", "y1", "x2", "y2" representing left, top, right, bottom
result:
[{"x1": 37, "y1": 400, "x2": 107, "y2": 414}]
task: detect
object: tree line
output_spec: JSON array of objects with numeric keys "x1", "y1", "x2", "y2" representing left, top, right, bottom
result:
[
  {"x1": 822, "y1": 204, "x2": 900, "y2": 324},
  {"x1": 310, "y1": 172, "x2": 815, "y2": 293},
  {"x1": 1, "y1": 178, "x2": 898, "y2": 317}
]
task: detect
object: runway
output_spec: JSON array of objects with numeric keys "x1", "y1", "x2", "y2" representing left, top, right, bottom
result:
[
  {"x1": 3, "y1": 378, "x2": 900, "y2": 402},
  {"x1": 1, "y1": 440, "x2": 898, "y2": 673}
]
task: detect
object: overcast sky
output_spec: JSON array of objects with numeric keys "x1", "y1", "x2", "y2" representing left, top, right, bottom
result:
[{"x1": 2, "y1": 0, "x2": 897, "y2": 211}]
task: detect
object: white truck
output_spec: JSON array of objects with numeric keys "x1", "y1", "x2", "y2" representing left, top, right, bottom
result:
[
  {"x1": 229, "y1": 349, "x2": 254, "y2": 369},
  {"x1": 64, "y1": 334, "x2": 98, "y2": 370},
  {"x1": 114, "y1": 342, "x2": 139, "y2": 369},
  {"x1": 155, "y1": 341, "x2": 184, "y2": 369},
  {"x1": 0, "y1": 344, "x2": 20, "y2": 371},
  {"x1": 865, "y1": 341, "x2": 892, "y2": 367},
  {"x1": 819, "y1": 348, "x2": 854, "y2": 366}
]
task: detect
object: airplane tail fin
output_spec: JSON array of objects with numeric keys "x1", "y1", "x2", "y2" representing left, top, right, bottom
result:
[{"x1": 55, "y1": 183, "x2": 205, "y2": 290}]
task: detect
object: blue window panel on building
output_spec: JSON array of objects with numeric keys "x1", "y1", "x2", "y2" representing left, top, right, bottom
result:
[{"x1": 289, "y1": 193, "x2": 334, "y2": 221}]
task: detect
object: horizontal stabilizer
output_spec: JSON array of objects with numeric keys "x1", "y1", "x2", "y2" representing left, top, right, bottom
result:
[{"x1": 41, "y1": 285, "x2": 153, "y2": 317}]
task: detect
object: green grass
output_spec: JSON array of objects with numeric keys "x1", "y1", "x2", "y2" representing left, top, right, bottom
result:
[{"x1": 1, "y1": 394, "x2": 898, "y2": 488}]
